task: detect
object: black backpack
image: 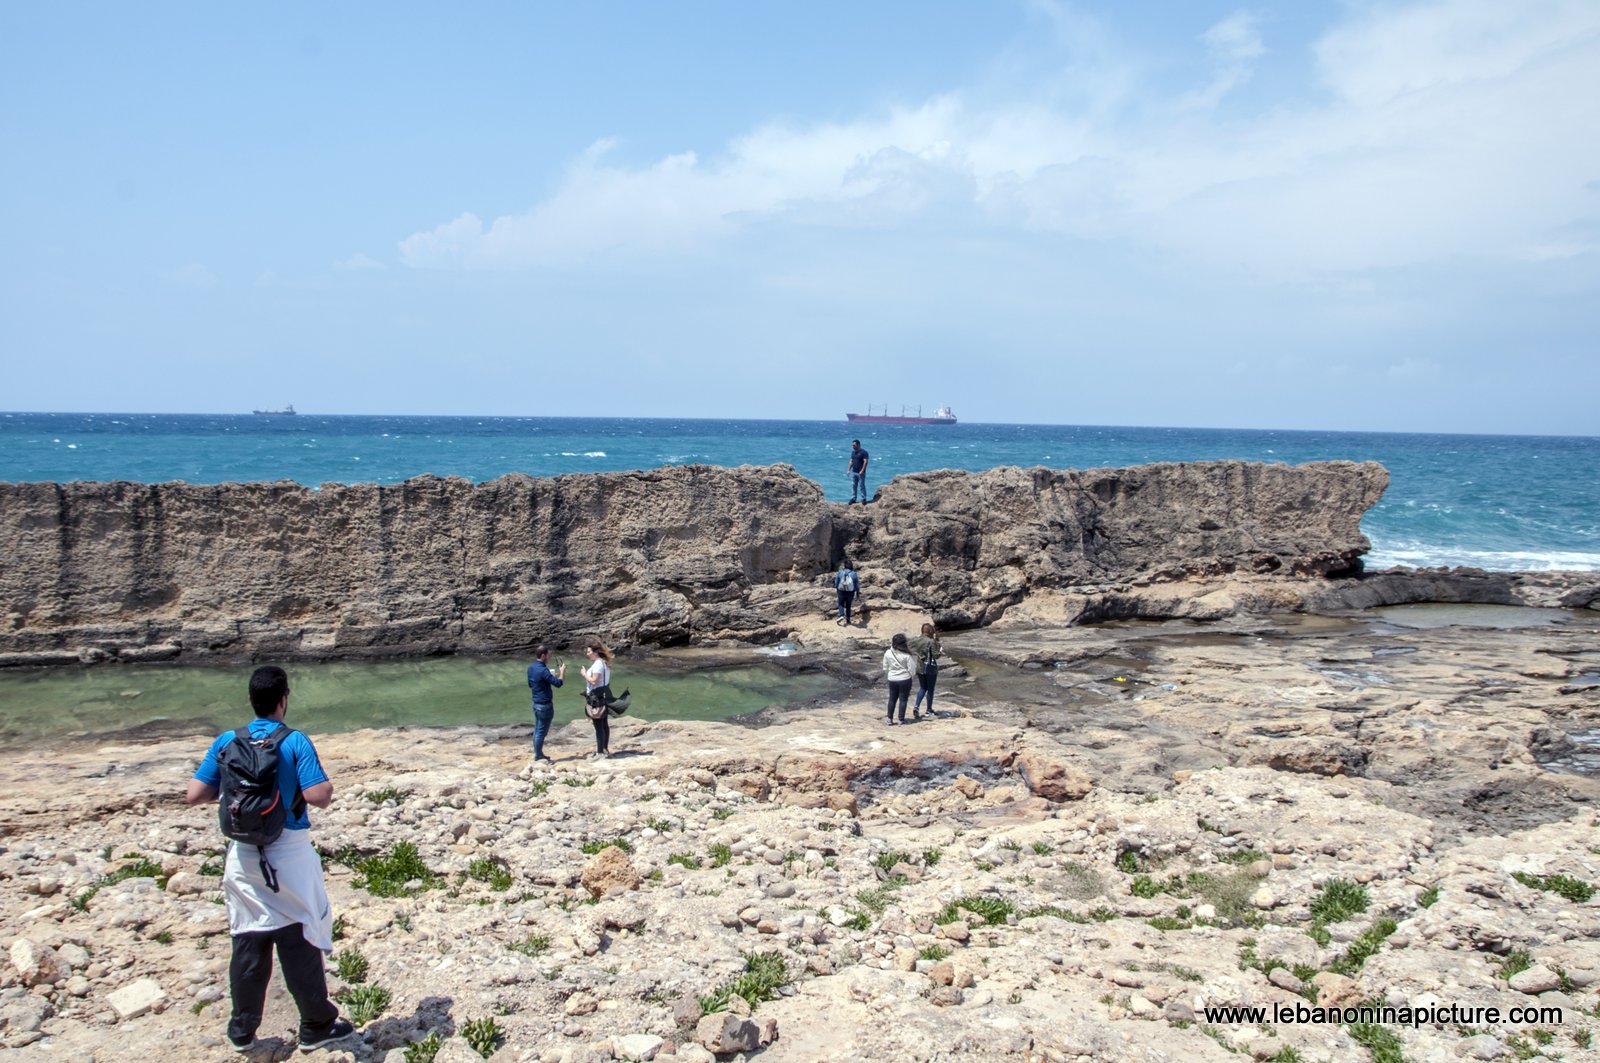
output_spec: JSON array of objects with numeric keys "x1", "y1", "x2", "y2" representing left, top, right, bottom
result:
[{"x1": 216, "y1": 726, "x2": 304, "y2": 891}]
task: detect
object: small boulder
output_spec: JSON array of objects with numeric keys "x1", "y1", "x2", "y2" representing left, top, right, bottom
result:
[
  {"x1": 1508, "y1": 965, "x2": 1562, "y2": 995},
  {"x1": 107, "y1": 978, "x2": 167, "y2": 1020},
  {"x1": 580, "y1": 846, "x2": 642, "y2": 899},
  {"x1": 696, "y1": 1013, "x2": 760, "y2": 1055}
]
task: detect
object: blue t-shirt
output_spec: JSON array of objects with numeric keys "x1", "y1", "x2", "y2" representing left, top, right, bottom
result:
[
  {"x1": 193, "y1": 719, "x2": 328, "y2": 831},
  {"x1": 849, "y1": 447, "x2": 869, "y2": 473},
  {"x1": 527, "y1": 660, "x2": 563, "y2": 707}
]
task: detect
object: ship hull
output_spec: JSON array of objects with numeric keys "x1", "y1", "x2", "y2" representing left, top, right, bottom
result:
[{"x1": 846, "y1": 414, "x2": 956, "y2": 425}]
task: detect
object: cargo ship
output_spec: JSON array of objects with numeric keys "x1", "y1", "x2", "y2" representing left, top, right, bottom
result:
[
  {"x1": 846, "y1": 404, "x2": 957, "y2": 425},
  {"x1": 252, "y1": 404, "x2": 297, "y2": 416}
]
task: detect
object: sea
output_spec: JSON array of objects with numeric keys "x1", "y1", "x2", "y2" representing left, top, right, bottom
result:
[{"x1": 2, "y1": 411, "x2": 1597, "y2": 572}]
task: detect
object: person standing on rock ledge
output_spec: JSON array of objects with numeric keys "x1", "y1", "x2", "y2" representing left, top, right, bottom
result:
[
  {"x1": 526, "y1": 645, "x2": 565, "y2": 764},
  {"x1": 910, "y1": 621, "x2": 942, "y2": 718},
  {"x1": 581, "y1": 641, "x2": 615, "y2": 758},
  {"x1": 184, "y1": 665, "x2": 355, "y2": 1054},
  {"x1": 883, "y1": 633, "x2": 918, "y2": 725},
  {"x1": 847, "y1": 439, "x2": 870, "y2": 503}
]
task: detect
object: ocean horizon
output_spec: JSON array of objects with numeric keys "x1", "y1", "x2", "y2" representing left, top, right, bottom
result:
[{"x1": 3, "y1": 411, "x2": 1597, "y2": 574}]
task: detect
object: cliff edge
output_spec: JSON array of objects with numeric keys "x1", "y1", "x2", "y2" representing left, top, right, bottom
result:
[{"x1": 1, "y1": 460, "x2": 1391, "y2": 665}]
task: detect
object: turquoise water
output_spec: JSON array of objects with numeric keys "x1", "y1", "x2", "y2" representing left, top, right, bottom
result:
[
  {"x1": 2, "y1": 412, "x2": 1597, "y2": 571},
  {"x1": 0, "y1": 655, "x2": 843, "y2": 749}
]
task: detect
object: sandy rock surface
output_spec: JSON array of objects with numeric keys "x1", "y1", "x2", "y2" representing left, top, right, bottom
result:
[{"x1": 3, "y1": 606, "x2": 1599, "y2": 1062}]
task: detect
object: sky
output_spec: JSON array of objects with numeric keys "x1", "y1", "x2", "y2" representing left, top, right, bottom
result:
[{"x1": 2, "y1": 1, "x2": 1597, "y2": 434}]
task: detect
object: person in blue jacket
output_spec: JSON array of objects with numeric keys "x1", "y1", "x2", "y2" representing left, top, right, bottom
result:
[{"x1": 526, "y1": 645, "x2": 566, "y2": 763}]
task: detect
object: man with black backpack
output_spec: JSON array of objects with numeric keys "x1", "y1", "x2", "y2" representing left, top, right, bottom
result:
[{"x1": 186, "y1": 665, "x2": 355, "y2": 1054}]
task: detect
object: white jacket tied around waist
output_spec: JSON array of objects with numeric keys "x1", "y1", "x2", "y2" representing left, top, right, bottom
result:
[{"x1": 222, "y1": 828, "x2": 333, "y2": 952}]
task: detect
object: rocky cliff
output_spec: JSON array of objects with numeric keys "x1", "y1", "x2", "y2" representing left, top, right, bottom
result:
[{"x1": 0, "y1": 460, "x2": 1389, "y2": 665}]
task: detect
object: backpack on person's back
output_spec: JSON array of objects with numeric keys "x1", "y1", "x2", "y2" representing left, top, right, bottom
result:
[
  {"x1": 836, "y1": 567, "x2": 859, "y2": 594},
  {"x1": 215, "y1": 726, "x2": 303, "y2": 846}
]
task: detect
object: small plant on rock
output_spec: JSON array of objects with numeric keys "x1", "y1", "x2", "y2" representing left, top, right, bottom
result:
[
  {"x1": 460, "y1": 1016, "x2": 504, "y2": 1059},
  {"x1": 580, "y1": 837, "x2": 634, "y2": 856},
  {"x1": 364, "y1": 786, "x2": 409, "y2": 804},
  {"x1": 708, "y1": 843, "x2": 733, "y2": 868},
  {"x1": 936, "y1": 895, "x2": 1016, "y2": 926},
  {"x1": 507, "y1": 932, "x2": 551, "y2": 957},
  {"x1": 667, "y1": 852, "x2": 702, "y2": 870},
  {"x1": 337, "y1": 984, "x2": 391, "y2": 1025},
  {"x1": 403, "y1": 1033, "x2": 443, "y2": 1063},
  {"x1": 700, "y1": 951, "x2": 792, "y2": 1013},
  {"x1": 334, "y1": 947, "x2": 368, "y2": 984},
  {"x1": 1309, "y1": 878, "x2": 1369, "y2": 924},
  {"x1": 348, "y1": 842, "x2": 443, "y2": 898},
  {"x1": 1512, "y1": 871, "x2": 1595, "y2": 903},
  {"x1": 1418, "y1": 884, "x2": 1440, "y2": 908},
  {"x1": 467, "y1": 856, "x2": 512, "y2": 891}
]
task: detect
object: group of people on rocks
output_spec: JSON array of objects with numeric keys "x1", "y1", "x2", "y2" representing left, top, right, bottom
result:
[{"x1": 838, "y1": 558, "x2": 944, "y2": 725}]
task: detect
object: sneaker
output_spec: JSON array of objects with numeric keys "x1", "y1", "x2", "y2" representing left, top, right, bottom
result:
[
  {"x1": 299, "y1": 1019, "x2": 356, "y2": 1052},
  {"x1": 230, "y1": 1034, "x2": 255, "y2": 1053}
]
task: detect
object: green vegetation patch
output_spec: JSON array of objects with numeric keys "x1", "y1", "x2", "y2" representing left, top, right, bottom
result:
[
  {"x1": 668, "y1": 852, "x2": 703, "y2": 870},
  {"x1": 1347, "y1": 1022, "x2": 1405, "y2": 1063},
  {"x1": 1329, "y1": 918, "x2": 1398, "y2": 977},
  {"x1": 364, "y1": 786, "x2": 410, "y2": 804},
  {"x1": 71, "y1": 855, "x2": 169, "y2": 911},
  {"x1": 461, "y1": 1017, "x2": 504, "y2": 1059},
  {"x1": 699, "y1": 951, "x2": 792, "y2": 1014},
  {"x1": 467, "y1": 856, "x2": 512, "y2": 891},
  {"x1": 1512, "y1": 871, "x2": 1595, "y2": 903},
  {"x1": 334, "y1": 947, "x2": 368, "y2": 984},
  {"x1": 580, "y1": 837, "x2": 635, "y2": 856},
  {"x1": 344, "y1": 842, "x2": 444, "y2": 898},
  {"x1": 1309, "y1": 878, "x2": 1370, "y2": 924},
  {"x1": 402, "y1": 1033, "x2": 443, "y2": 1063},
  {"x1": 507, "y1": 932, "x2": 551, "y2": 957},
  {"x1": 936, "y1": 894, "x2": 1016, "y2": 927},
  {"x1": 338, "y1": 984, "x2": 391, "y2": 1025}
]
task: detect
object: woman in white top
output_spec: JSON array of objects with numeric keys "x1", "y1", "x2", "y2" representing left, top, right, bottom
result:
[
  {"x1": 882, "y1": 632, "x2": 917, "y2": 726},
  {"x1": 581, "y1": 641, "x2": 613, "y2": 757}
]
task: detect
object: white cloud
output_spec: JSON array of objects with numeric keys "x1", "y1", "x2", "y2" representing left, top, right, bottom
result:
[
  {"x1": 1180, "y1": 10, "x2": 1266, "y2": 110},
  {"x1": 398, "y1": 0, "x2": 1600, "y2": 280}
]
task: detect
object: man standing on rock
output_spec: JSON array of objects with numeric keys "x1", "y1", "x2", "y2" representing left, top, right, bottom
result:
[
  {"x1": 185, "y1": 665, "x2": 354, "y2": 1054},
  {"x1": 847, "y1": 439, "x2": 870, "y2": 503},
  {"x1": 526, "y1": 644, "x2": 565, "y2": 763}
]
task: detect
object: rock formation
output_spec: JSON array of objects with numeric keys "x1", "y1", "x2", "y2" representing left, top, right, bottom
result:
[{"x1": 2, "y1": 460, "x2": 1392, "y2": 665}]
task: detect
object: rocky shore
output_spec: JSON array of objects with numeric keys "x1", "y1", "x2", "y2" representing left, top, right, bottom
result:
[{"x1": 3, "y1": 600, "x2": 1598, "y2": 1062}]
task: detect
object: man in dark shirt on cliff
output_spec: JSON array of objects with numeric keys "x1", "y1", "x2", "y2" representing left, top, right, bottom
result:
[
  {"x1": 848, "y1": 440, "x2": 870, "y2": 503},
  {"x1": 526, "y1": 645, "x2": 565, "y2": 763}
]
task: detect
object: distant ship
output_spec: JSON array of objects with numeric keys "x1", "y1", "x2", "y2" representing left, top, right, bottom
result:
[
  {"x1": 252, "y1": 405, "x2": 297, "y2": 416},
  {"x1": 846, "y1": 404, "x2": 956, "y2": 425}
]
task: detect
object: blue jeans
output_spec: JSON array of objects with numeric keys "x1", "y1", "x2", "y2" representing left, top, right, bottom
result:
[
  {"x1": 851, "y1": 471, "x2": 867, "y2": 501},
  {"x1": 914, "y1": 665, "x2": 938, "y2": 712},
  {"x1": 531, "y1": 702, "x2": 554, "y2": 758}
]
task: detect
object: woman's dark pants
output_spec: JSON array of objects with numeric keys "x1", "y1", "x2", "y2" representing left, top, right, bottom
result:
[
  {"x1": 886, "y1": 678, "x2": 912, "y2": 722},
  {"x1": 837, "y1": 588, "x2": 853, "y2": 624},
  {"x1": 591, "y1": 714, "x2": 610, "y2": 754},
  {"x1": 228, "y1": 922, "x2": 338, "y2": 1043}
]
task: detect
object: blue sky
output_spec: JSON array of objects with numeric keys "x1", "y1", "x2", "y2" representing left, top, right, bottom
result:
[{"x1": 3, "y1": 1, "x2": 1596, "y2": 433}]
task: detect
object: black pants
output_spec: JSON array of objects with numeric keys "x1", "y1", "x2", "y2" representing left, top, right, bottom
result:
[
  {"x1": 591, "y1": 713, "x2": 610, "y2": 753},
  {"x1": 837, "y1": 588, "x2": 854, "y2": 623},
  {"x1": 886, "y1": 678, "x2": 912, "y2": 722},
  {"x1": 228, "y1": 922, "x2": 338, "y2": 1042}
]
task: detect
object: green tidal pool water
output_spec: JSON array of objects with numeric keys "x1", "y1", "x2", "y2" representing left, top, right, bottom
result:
[{"x1": 0, "y1": 654, "x2": 844, "y2": 749}]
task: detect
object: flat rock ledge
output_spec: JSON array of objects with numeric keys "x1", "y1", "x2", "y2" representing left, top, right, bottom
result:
[{"x1": 2, "y1": 677, "x2": 1598, "y2": 1063}]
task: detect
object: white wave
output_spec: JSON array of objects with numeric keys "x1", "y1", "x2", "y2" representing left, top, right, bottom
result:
[{"x1": 1368, "y1": 544, "x2": 1600, "y2": 572}]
